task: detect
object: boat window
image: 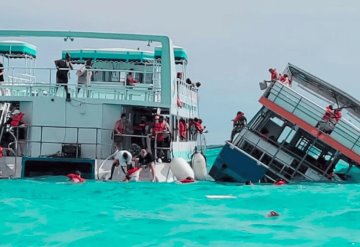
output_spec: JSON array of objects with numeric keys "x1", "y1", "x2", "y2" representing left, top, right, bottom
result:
[
  {"x1": 270, "y1": 117, "x2": 284, "y2": 127},
  {"x1": 307, "y1": 146, "x2": 321, "y2": 159},
  {"x1": 277, "y1": 126, "x2": 296, "y2": 143},
  {"x1": 295, "y1": 137, "x2": 310, "y2": 151}
]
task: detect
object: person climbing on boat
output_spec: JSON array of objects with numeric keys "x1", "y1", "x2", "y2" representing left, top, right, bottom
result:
[
  {"x1": 109, "y1": 150, "x2": 133, "y2": 180},
  {"x1": 231, "y1": 111, "x2": 247, "y2": 141},
  {"x1": 134, "y1": 149, "x2": 157, "y2": 182},
  {"x1": 67, "y1": 170, "x2": 85, "y2": 183}
]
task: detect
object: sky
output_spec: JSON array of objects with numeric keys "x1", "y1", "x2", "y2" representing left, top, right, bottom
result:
[{"x1": 1, "y1": 0, "x2": 360, "y2": 144}]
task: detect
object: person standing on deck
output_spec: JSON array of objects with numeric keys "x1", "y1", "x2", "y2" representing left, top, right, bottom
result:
[
  {"x1": 54, "y1": 53, "x2": 73, "y2": 100},
  {"x1": 0, "y1": 62, "x2": 5, "y2": 95},
  {"x1": 113, "y1": 113, "x2": 132, "y2": 150}
]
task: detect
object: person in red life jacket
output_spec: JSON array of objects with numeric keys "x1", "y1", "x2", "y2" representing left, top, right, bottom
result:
[
  {"x1": 113, "y1": 113, "x2": 132, "y2": 150},
  {"x1": 134, "y1": 149, "x2": 157, "y2": 182},
  {"x1": 193, "y1": 118, "x2": 205, "y2": 134},
  {"x1": 180, "y1": 177, "x2": 195, "y2": 183},
  {"x1": 126, "y1": 69, "x2": 137, "y2": 86},
  {"x1": 268, "y1": 68, "x2": 278, "y2": 81},
  {"x1": 133, "y1": 115, "x2": 149, "y2": 147},
  {"x1": 333, "y1": 108, "x2": 342, "y2": 123},
  {"x1": 267, "y1": 210, "x2": 280, "y2": 217},
  {"x1": 231, "y1": 111, "x2": 247, "y2": 141},
  {"x1": 179, "y1": 118, "x2": 187, "y2": 141},
  {"x1": 274, "y1": 179, "x2": 287, "y2": 185},
  {"x1": 152, "y1": 115, "x2": 167, "y2": 147},
  {"x1": 67, "y1": 170, "x2": 85, "y2": 183},
  {"x1": 6, "y1": 109, "x2": 26, "y2": 156}
]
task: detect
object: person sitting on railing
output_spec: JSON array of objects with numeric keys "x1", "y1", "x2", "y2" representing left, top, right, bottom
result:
[
  {"x1": 317, "y1": 105, "x2": 342, "y2": 134},
  {"x1": 268, "y1": 68, "x2": 278, "y2": 81},
  {"x1": 279, "y1": 74, "x2": 291, "y2": 87},
  {"x1": 55, "y1": 53, "x2": 73, "y2": 100},
  {"x1": 126, "y1": 69, "x2": 137, "y2": 86}
]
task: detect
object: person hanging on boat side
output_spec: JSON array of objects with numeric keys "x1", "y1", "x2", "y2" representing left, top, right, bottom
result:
[
  {"x1": 5, "y1": 109, "x2": 27, "y2": 156},
  {"x1": 230, "y1": 111, "x2": 247, "y2": 141},
  {"x1": 179, "y1": 118, "x2": 187, "y2": 141}
]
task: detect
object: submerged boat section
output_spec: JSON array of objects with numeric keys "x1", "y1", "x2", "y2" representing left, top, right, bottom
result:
[{"x1": 210, "y1": 64, "x2": 360, "y2": 183}]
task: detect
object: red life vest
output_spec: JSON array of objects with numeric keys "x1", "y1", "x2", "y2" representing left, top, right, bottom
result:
[
  {"x1": 269, "y1": 69, "x2": 278, "y2": 81},
  {"x1": 0, "y1": 146, "x2": 3, "y2": 158},
  {"x1": 179, "y1": 121, "x2": 187, "y2": 140},
  {"x1": 115, "y1": 121, "x2": 126, "y2": 134},
  {"x1": 127, "y1": 167, "x2": 140, "y2": 176},
  {"x1": 153, "y1": 122, "x2": 166, "y2": 141},
  {"x1": 194, "y1": 121, "x2": 204, "y2": 133},
  {"x1": 322, "y1": 106, "x2": 334, "y2": 122},
  {"x1": 67, "y1": 173, "x2": 85, "y2": 183},
  {"x1": 10, "y1": 113, "x2": 24, "y2": 127},
  {"x1": 180, "y1": 177, "x2": 195, "y2": 183}
]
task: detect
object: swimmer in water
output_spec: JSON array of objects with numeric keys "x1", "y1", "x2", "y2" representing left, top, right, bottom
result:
[{"x1": 67, "y1": 170, "x2": 85, "y2": 183}]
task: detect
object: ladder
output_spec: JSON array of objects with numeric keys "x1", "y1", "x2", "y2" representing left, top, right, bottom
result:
[{"x1": 0, "y1": 103, "x2": 11, "y2": 142}]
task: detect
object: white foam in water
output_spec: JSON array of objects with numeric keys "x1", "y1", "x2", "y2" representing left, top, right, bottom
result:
[{"x1": 206, "y1": 195, "x2": 236, "y2": 199}]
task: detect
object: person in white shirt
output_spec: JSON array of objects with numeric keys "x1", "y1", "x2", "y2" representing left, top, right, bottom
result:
[{"x1": 109, "y1": 150, "x2": 132, "y2": 180}]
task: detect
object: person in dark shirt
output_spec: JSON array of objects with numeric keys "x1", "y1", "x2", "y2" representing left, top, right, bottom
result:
[
  {"x1": 0, "y1": 62, "x2": 4, "y2": 95},
  {"x1": 54, "y1": 53, "x2": 73, "y2": 98},
  {"x1": 136, "y1": 149, "x2": 157, "y2": 182}
]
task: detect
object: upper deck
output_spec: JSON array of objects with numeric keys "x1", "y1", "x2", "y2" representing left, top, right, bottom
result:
[
  {"x1": 0, "y1": 30, "x2": 199, "y2": 115},
  {"x1": 260, "y1": 65, "x2": 360, "y2": 163}
]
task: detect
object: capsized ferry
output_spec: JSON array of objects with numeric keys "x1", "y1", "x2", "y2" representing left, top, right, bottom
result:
[
  {"x1": 210, "y1": 64, "x2": 360, "y2": 183},
  {"x1": 0, "y1": 30, "x2": 207, "y2": 182}
]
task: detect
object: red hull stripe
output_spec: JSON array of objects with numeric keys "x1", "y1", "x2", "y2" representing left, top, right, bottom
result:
[{"x1": 259, "y1": 96, "x2": 360, "y2": 164}]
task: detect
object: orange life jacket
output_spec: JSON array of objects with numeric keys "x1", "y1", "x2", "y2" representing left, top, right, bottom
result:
[{"x1": 179, "y1": 121, "x2": 187, "y2": 140}]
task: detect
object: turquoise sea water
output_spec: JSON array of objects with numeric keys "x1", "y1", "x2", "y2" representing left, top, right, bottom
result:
[{"x1": 1, "y1": 147, "x2": 360, "y2": 246}]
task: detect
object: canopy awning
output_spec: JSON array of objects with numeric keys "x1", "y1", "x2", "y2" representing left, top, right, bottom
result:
[
  {"x1": 287, "y1": 63, "x2": 360, "y2": 119},
  {"x1": 154, "y1": 46, "x2": 188, "y2": 63},
  {"x1": 0, "y1": 40, "x2": 37, "y2": 58},
  {"x1": 62, "y1": 48, "x2": 154, "y2": 63}
]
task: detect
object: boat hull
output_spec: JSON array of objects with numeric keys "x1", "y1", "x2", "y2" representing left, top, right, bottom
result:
[{"x1": 209, "y1": 142, "x2": 266, "y2": 183}]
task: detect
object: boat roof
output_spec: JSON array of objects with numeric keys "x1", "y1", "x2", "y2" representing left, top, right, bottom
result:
[
  {"x1": 287, "y1": 63, "x2": 360, "y2": 119},
  {"x1": 0, "y1": 40, "x2": 37, "y2": 58},
  {"x1": 62, "y1": 48, "x2": 154, "y2": 63},
  {"x1": 154, "y1": 46, "x2": 188, "y2": 62}
]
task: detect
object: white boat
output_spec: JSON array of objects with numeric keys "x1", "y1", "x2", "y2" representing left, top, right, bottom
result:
[{"x1": 0, "y1": 30, "x2": 207, "y2": 182}]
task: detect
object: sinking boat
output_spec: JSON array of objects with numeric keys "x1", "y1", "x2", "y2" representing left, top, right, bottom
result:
[
  {"x1": 210, "y1": 64, "x2": 360, "y2": 183},
  {"x1": 0, "y1": 30, "x2": 207, "y2": 182}
]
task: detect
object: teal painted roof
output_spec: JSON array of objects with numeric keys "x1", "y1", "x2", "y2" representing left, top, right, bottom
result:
[
  {"x1": 154, "y1": 46, "x2": 188, "y2": 61},
  {"x1": 62, "y1": 48, "x2": 154, "y2": 62},
  {"x1": 0, "y1": 40, "x2": 37, "y2": 58}
]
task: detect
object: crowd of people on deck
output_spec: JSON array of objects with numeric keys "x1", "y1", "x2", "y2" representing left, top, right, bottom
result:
[{"x1": 108, "y1": 112, "x2": 206, "y2": 182}]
